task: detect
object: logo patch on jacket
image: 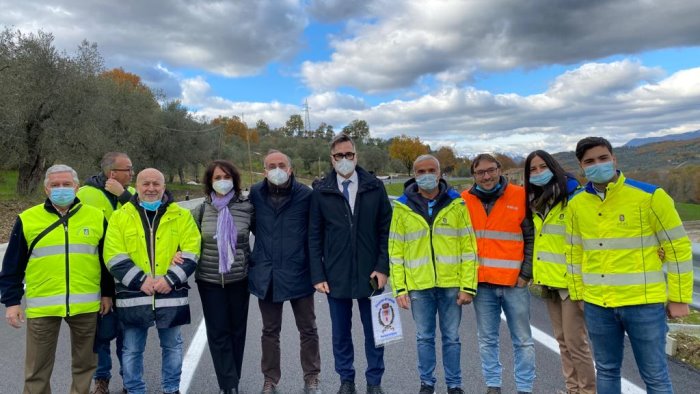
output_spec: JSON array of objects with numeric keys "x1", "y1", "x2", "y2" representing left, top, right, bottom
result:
[
  {"x1": 506, "y1": 205, "x2": 519, "y2": 211},
  {"x1": 442, "y1": 217, "x2": 448, "y2": 225}
]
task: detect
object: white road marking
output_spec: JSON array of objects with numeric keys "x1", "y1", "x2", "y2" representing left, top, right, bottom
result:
[{"x1": 180, "y1": 318, "x2": 208, "y2": 394}]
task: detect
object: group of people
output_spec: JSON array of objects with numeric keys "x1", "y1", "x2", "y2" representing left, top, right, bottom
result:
[{"x1": 0, "y1": 133, "x2": 693, "y2": 394}]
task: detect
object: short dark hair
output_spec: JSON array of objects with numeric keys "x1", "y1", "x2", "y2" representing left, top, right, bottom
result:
[
  {"x1": 470, "y1": 153, "x2": 501, "y2": 174},
  {"x1": 330, "y1": 133, "x2": 355, "y2": 152},
  {"x1": 100, "y1": 152, "x2": 129, "y2": 174},
  {"x1": 203, "y1": 160, "x2": 241, "y2": 197},
  {"x1": 575, "y1": 137, "x2": 613, "y2": 161}
]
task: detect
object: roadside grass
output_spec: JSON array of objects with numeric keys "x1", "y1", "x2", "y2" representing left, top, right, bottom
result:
[
  {"x1": 677, "y1": 202, "x2": 700, "y2": 221},
  {"x1": 0, "y1": 170, "x2": 18, "y2": 200},
  {"x1": 668, "y1": 311, "x2": 700, "y2": 370}
]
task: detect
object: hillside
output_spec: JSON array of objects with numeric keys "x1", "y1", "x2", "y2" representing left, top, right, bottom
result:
[
  {"x1": 624, "y1": 130, "x2": 700, "y2": 147},
  {"x1": 553, "y1": 137, "x2": 700, "y2": 174}
]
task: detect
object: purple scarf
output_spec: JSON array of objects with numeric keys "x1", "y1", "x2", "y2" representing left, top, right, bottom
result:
[{"x1": 210, "y1": 191, "x2": 238, "y2": 274}]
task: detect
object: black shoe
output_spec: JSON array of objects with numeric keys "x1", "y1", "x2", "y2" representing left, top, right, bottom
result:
[
  {"x1": 366, "y1": 384, "x2": 385, "y2": 394},
  {"x1": 419, "y1": 382, "x2": 435, "y2": 394},
  {"x1": 448, "y1": 388, "x2": 465, "y2": 394},
  {"x1": 486, "y1": 388, "x2": 501, "y2": 394},
  {"x1": 220, "y1": 389, "x2": 237, "y2": 394},
  {"x1": 338, "y1": 381, "x2": 356, "y2": 394},
  {"x1": 516, "y1": 392, "x2": 531, "y2": 394}
]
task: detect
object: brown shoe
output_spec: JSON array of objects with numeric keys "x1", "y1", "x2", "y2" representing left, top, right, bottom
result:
[
  {"x1": 91, "y1": 378, "x2": 110, "y2": 394},
  {"x1": 262, "y1": 378, "x2": 278, "y2": 394},
  {"x1": 304, "y1": 375, "x2": 321, "y2": 394}
]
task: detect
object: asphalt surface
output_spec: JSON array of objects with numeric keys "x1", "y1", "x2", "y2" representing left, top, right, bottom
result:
[{"x1": 1, "y1": 285, "x2": 700, "y2": 394}]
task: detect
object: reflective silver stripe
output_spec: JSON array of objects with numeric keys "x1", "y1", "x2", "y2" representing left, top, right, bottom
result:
[
  {"x1": 461, "y1": 252, "x2": 477, "y2": 262},
  {"x1": 27, "y1": 294, "x2": 65, "y2": 308},
  {"x1": 390, "y1": 257, "x2": 405, "y2": 266},
  {"x1": 475, "y1": 230, "x2": 523, "y2": 242},
  {"x1": 155, "y1": 298, "x2": 189, "y2": 308},
  {"x1": 536, "y1": 251, "x2": 566, "y2": 264},
  {"x1": 389, "y1": 231, "x2": 403, "y2": 241},
  {"x1": 31, "y1": 244, "x2": 98, "y2": 259},
  {"x1": 181, "y1": 251, "x2": 198, "y2": 261},
  {"x1": 170, "y1": 265, "x2": 188, "y2": 283},
  {"x1": 568, "y1": 234, "x2": 582, "y2": 245},
  {"x1": 541, "y1": 224, "x2": 565, "y2": 236},
  {"x1": 656, "y1": 225, "x2": 688, "y2": 242},
  {"x1": 435, "y1": 255, "x2": 461, "y2": 264},
  {"x1": 479, "y1": 257, "x2": 521, "y2": 269},
  {"x1": 404, "y1": 256, "x2": 431, "y2": 269},
  {"x1": 582, "y1": 271, "x2": 665, "y2": 286},
  {"x1": 568, "y1": 264, "x2": 582, "y2": 275},
  {"x1": 666, "y1": 259, "x2": 694, "y2": 274},
  {"x1": 434, "y1": 227, "x2": 468, "y2": 237},
  {"x1": 70, "y1": 292, "x2": 100, "y2": 304},
  {"x1": 108, "y1": 253, "x2": 131, "y2": 269},
  {"x1": 582, "y1": 235, "x2": 658, "y2": 250},
  {"x1": 116, "y1": 297, "x2": 153, "y2": 308},
  {"x1": 389, "y1": 229, "x2": 427, "y2": 242},
  {"x1": 122, "y1": 266, "x2": 142, "y2": 287}
]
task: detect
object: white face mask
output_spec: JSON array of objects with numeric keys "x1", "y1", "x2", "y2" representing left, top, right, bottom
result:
[
  {"x1": 334, "y1": 158, "x2": 356, "y2": 177},
  {"x1": 212, "y1": 179, "x2": 234, "y2": 195},
  {"x1": 267, "y1": 168, "x2": 289, "y2": 186}
]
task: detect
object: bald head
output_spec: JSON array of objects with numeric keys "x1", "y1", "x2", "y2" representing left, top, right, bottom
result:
[{"x1": 136, "y1": 168, "x2": 165, "y2": 202}]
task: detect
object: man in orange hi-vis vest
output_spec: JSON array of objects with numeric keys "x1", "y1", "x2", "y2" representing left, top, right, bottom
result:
[{"x1": 462, "y1": 154, "x2": 536, "y2": 394}]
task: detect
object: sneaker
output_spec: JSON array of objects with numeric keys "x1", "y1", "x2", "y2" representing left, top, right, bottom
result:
[
  {"x1": 304, "y1": 375, "x2": 321, "y2": 394},
  {"x1": 91, "y1": 378, "x2": 109, "y2": 394},
  {"x1": 447, "y1": 388, "x2": 465, "y2": 394},
  {"x1": 516, "y1": 392, "x2": 531, "y2": 394},
  {"x1": 366, "y1": 384, "x2": 385, "y2": 394},
  {"x1": 419, "y1": 382, "x2": 435, "y2": 394},
  {"x1": 337, "y1": 381, "x2": 356, "y2": 394},
  {"x1": 262, "y1": 379, "x2": 278, "y2": 394},
  {"x1": 486, "y1": 388, "x2": 501, "y2": 394}
]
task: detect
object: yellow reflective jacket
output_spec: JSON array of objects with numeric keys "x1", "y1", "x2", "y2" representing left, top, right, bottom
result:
[
  {"x1": 20, "y1": 202, "x2": 104, "y2": 318},
  {"x1": 77, "y1": 182, "x2": 136, "y2": 221},
  {"x1": 389, "y1": 187, "x2": 479, "y2": 296},
  {"x1": 566, "y1": 172, "x2": 693, "y2": 307}
]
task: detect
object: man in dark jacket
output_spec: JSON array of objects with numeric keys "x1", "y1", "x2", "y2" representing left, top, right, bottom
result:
[
  {"x1": 309, "y1": 134, "x2": 392, "y2": 394},
  {"x1": 249, "y1": 150, "x2": 320, "y2": 394}
]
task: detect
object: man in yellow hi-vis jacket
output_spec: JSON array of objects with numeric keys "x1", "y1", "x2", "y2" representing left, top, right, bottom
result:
[
  {"x1": 389, "y1": 154, "x2": 478, "y2": 394},
  {"x1": 566, "y1": 136, "x2": 693, "y2": 394},
  {"x1": 0, "y1": 164, "x2": 114, "y2": 393},
  {"x1": 103, "y1": 168, "x2": 200, "y2": 394}
]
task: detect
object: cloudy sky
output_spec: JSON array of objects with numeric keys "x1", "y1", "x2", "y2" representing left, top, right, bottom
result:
[{"x1": 3, "y1": 0, "x2": 700, "y2": 156}]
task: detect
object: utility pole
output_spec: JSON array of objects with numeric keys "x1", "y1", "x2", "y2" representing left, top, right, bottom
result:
[
  {"x1": 304, "y1": 99, "x2": 311, "y2": 137},
  {"x1": 243, "y1": 113, "x2": 254, "y2": 188}
]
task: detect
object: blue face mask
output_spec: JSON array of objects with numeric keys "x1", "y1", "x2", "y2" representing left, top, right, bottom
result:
[
  {"x1": 415, "y1": 174, "x2": 438, "y2": 191},
  {"x1": 584, "y1": 161, "x2": 616, "y2": 183},
  {"x1": 476, "y1": 182, "x2": 502, "y2": 194},
  {"x1": 139, "y1": 199, "x2": 162, "y2": 212},
  {"x1": 49, "y1": 187, "x2": 76, "y2": 207},
  {"x1": 529, "y1": 169, "x2": 553, "y2": 186}
]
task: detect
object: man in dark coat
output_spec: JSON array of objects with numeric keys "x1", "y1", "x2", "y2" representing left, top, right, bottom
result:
[
  {"x1": 249, "y1": 150, "x2": 321, "y2": 394},
  {"x1": 309, "y1": 134, "x2": 392, "y2": 394}
]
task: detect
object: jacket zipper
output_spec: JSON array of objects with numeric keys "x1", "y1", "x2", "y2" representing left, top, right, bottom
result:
[
  {"x1": 64, "y1": 219, "x2": 70, "y2": 316},
  {"x1": 146, "y1": 211, "x2": 159, "y2": 310}
]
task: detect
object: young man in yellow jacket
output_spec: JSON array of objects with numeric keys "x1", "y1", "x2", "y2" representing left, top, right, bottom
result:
[
  {"x1": 390, "y1": 154, "x2": 478, "y2": 394},
  {"x1": 566, "y1": 136, "x2": 693, "y2": 394}
]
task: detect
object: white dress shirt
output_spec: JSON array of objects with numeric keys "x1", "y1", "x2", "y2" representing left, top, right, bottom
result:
[{"x1": 336, "y1": 170, "x2": 359, "y2": 214}]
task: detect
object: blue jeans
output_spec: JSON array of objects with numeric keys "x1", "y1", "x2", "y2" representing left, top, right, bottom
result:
[
  {"x1": 122, "y1": 326, "x2": 183, "y2": 394},
  {"x1": 327, "y1": 296, "x2": 385, "y2": 386},
  {"x1": 410, "y1": 287, "x2": 462, "y2": 388},
  {"x1": 473, "y1": 284, "x2": 535, "y2": 392},
  {"x1": 584, "y1": 302, "x2": 672, "y2": 394},
  {"x1": 94, "y1": 328, "x2": 124, "y2": 380}
]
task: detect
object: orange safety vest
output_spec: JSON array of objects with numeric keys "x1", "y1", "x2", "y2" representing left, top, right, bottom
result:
[{"x1": 462, "y1": 184, "x2": 525, "y2": 286}]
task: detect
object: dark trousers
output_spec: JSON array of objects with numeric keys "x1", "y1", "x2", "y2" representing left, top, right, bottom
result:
[
  {"x1": 198, "y1": 280, "x2": 250, "y2": 390},
  {"x1": 327, "y1": 296, "x2": 385, "y2": 386},
  {"x1": 259, "y1": 294, "x2": 321, "y2": 384}
]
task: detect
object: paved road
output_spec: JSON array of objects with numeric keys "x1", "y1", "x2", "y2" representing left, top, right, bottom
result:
[{"x1": 1, "y1": 285, "x2": 700, "y2": 393}]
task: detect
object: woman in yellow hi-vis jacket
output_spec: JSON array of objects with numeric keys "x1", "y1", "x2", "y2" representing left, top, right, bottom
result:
[{"x1": 524, "y1": 150, "x2": 595, "y2": 394}]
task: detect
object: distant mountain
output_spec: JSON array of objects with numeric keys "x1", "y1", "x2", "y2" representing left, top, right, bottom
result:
[
  {"x1": 552, "y1": 136, "x2": 700, "y2": 174},
  {"x1": 624, "y1": 130, "x2": 700, "y2": 147}
]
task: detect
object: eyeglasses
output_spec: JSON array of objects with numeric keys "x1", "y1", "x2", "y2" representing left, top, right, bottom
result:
[
  {"x1": 112, "y1": 168, "x2": 134, "y2": 174},
  {"x1": 474, "y1": 167, "x2": 499, "y2": 177},
  {"x1": 332, "y1": 152, "x2": 355, "y2": 161}
]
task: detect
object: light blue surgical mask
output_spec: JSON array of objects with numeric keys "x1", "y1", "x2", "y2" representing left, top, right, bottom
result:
[
  {"x1": 476, "y1": 183, "x2": 502, "y2": 194},
  {"x1": 415, "y1": 174, "x2": 438, "y2": 191},
  {"x1": 139, "y1": 199, "x2": 162, "y2": 212},
  {"x1": 529, "y1": 169, "x2": 553, "y2": 186},
  {"x1": 584, "y1": 161, "x2": 616, "y2": 183},
  {"x1": 49, "y1": 187, "x2": 76, "y2": 207}
]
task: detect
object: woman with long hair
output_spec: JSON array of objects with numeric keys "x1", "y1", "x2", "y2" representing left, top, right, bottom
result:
[
  {"x1": 524, "y1": 150, "x2": 595, "y2": 394},
  {"x1": 193, "y1": 160, "x2": 254, "y2": 394}
]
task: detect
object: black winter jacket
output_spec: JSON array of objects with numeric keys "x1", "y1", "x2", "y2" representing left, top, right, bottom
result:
[
  {"x1": 308, "y1": 166, "x2": 392, "y2": 299},
  {"x1": 248, "y1": 176, "x2": 315, "y2": 302}
]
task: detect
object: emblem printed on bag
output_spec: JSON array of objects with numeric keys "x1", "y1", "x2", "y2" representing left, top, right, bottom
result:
[{"x1": 377, "y1": 302, "x2": 395, "y2": 332}]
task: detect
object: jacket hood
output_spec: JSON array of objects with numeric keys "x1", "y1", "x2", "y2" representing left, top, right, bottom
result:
[{"x1": 84, "y1": 173, "x2": 107, "y2": 189}]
